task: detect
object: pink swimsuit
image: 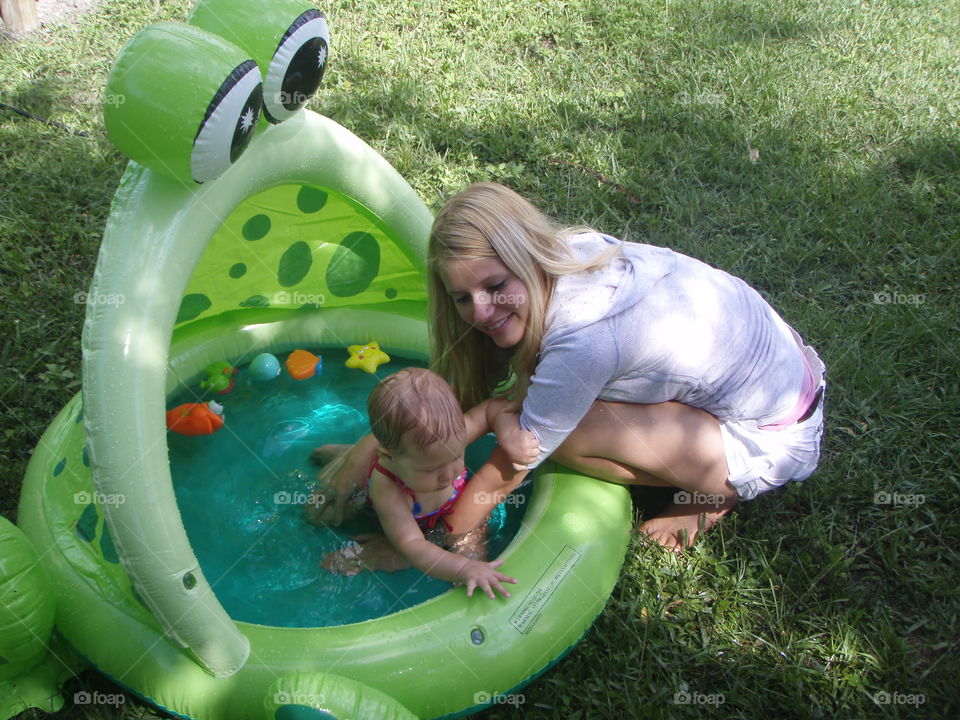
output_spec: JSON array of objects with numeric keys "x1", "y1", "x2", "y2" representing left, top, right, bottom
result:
[{"x1": 369, "y1": 461, "x2": 468, "y2": 532}]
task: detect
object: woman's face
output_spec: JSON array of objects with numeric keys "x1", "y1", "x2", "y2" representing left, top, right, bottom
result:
[{"x1": 440, "y1": 257, "x2": 530, "y2": 349}]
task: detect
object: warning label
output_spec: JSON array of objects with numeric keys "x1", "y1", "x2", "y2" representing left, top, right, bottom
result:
[{"x1": 509, "y1": 545, "x2": 581, "y2": 635}]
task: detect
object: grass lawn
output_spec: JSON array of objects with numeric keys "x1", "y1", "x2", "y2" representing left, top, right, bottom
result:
[{"x1": 2, "y1": 0, "x2": 958, "y2": 718}]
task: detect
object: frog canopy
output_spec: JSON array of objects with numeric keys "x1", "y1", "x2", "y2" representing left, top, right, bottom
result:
[{"x1": 82, "y1": 108, "x2": 434, "y2": 677}]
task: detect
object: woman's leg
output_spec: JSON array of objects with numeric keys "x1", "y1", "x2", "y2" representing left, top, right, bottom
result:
[{"x1": 551, "y1": 401, "x2": 739, "y2": 550}]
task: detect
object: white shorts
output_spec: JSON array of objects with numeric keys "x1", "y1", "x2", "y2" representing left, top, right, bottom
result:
[{"x1": 720, "y1": 333, "x2": 826, "y2": 501}]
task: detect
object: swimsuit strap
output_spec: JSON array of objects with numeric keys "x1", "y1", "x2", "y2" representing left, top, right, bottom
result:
[
  {"x1": 420, "y1": 467, "x2": 468, "y2": 532},
  {"x1": 371, "y1": 461, "x2": 468, "y2": 531},
  {"x1": 371, "y1": 460, "x2": 416, "y2": 498}
]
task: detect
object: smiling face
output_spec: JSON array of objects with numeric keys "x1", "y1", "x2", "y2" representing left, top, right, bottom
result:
[
  {"x1": 440, "y1": 256, "x2": 530, "y2": 349},
  {"x1": 379, "y1": 432, "x2": 467, "y2": 495}
]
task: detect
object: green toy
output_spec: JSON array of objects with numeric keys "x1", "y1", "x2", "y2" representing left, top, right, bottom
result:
[{"x1": 200, "y1": 361, "x2": 238, "y2": 394}]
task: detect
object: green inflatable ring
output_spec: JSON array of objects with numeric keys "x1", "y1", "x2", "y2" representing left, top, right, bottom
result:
[{"x1": 15, "y1": 3, "x2": 632, "y2": 715}]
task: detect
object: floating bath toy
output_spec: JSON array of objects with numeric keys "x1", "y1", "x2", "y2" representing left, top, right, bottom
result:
[
  {"x1": 12, "y1": 0, "x2": 632, "y2": 717},
  {"x1": 249, "y1": 352, "x2": 281, "y2": 381},
  {"x1": 285, "y1": 349, "x2": 321, "y2": 380},
  {"x1": 201, "y1": 361, "x2": 238, "y2": 394},
  {"x1": 346, "y1": 341, "x2": 390, "y2": 374},
  {"x1": 166, "y1": 401, "x2": 225, "y2": 436}
]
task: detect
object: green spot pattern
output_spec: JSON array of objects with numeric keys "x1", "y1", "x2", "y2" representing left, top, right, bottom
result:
[
  {"x1": 278, "y1": 241, "x2": 312, "y2": 287},
  {"x1": 296, "y1": 186, "x2": 328, "y2": 213},
  {"x1": 243, "y1": 214, "x2": 272, "y2": 240},
  {"x1": 76, "y1": 503, "x2": 98, "y2": 543},
  {"x1": 177, "y1": 294, "x2": 213, "y2": 323},
  {"x1": 275, "y1": 707, "x2": 337, "y2": 720},
  {"x1": 175, "y1": 184, "x2": 425, "y2": 326},
  {"x1": 326, "y1": 232, "x2": 380, "y2": 297}
]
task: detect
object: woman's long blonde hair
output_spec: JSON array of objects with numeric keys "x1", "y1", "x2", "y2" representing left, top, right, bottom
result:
[{"x1": 428, "y1": 182, "x2": 620, "y2": 409}]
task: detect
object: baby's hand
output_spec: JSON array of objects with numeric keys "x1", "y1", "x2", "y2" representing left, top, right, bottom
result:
[{"x1": 457, "y1": 557, "x2": 517, "y2": 599}]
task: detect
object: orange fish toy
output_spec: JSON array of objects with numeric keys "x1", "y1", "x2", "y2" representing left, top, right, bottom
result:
[
  {"x1": 166, "y1": 401, "x2": 225, "y2": 436},
  {"x1": 286, "y1": 349, "x2": 322, "y2": 380}
]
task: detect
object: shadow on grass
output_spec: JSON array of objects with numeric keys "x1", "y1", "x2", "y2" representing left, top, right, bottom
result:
[
  {"x1": 315, "y1": 35, "x2": 958, "y2": 719},
  {"x1": 0, "y1": 74, "x2": 123, "y2": 520}
]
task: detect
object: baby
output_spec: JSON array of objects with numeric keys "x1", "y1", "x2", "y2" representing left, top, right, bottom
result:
[{"x1": 310, "y1": 367, "x2": 537, "y2": 599}]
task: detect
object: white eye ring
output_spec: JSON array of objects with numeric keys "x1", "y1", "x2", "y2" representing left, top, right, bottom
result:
[
  {"x1": 191, "y1": 60, "x2": 263, "y2": 183},
  {"x1": 262, "y1": 10, "x2": 329, "y2": 124}
]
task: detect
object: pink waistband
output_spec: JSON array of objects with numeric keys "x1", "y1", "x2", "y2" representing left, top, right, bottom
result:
[{"x1": 758, "y1": 338, "x2": 819, "y2": 430}]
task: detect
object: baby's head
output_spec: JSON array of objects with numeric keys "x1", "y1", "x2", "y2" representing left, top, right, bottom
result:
[{"x1": 368, "y1": 368, "x2": 467, "y2": 493}]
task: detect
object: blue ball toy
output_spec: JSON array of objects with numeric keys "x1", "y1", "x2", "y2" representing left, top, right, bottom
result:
[{"x1": 249, "y1": 353, "x2": 281, "y2": 381}]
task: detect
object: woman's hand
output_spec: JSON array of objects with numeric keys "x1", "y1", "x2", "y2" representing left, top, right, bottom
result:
[{"x1": 491, "y1": 407, "x2": 540, "y2": 470}]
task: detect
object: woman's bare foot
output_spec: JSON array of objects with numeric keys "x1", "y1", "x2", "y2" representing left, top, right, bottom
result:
[
  {"x1": 637, "y1": 496, "x2": 739, "y2": 551},
  {"x1": 321, "y1": 534, "x2": 412, "y2": 575}
]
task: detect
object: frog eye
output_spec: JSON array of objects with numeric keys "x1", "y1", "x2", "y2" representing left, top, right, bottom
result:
[
  {"x1": 188, "y1": 0, "x2": 330, "y2": 125},
  {"x1": 192, "y1": 60, "x2": 263, "y2": 183},
  {"x1": 262, "y1": 10, "x2": 329, "y2": 123},
  {"x1": 103, "y1": 23, "x2": 263, "y2": 185}
]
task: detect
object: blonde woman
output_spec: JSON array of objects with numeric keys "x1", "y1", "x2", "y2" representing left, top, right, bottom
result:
[{"x1": 429, "y1": 182, "x2": 825, "y2": 550}]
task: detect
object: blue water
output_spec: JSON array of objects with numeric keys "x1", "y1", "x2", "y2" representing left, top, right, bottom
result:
[{"x1": 167, "y1": 350, "x2": 528, "y2": 628}]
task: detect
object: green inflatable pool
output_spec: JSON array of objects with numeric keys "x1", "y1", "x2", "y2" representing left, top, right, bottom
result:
[{"x1": 5, "y1": 1, "x2": 632, "y2": 718}]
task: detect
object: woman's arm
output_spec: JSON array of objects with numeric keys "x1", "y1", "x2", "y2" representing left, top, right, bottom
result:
[
  {"x1": 464, "y1": 399, "x2": 539, "y2": 468},
  {"x1": 310, "y1": 433, "x2": 378, "y2": 525},
  {"x1": 444, "y1": 445, "x2": 529, "y2": 535}
]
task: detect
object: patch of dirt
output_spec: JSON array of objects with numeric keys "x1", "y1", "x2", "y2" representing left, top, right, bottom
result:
[
  {"x1": 38, "y1": 0, "x2": 102, "y2": 25},
  {"x1": 2, "y1": 0, "x2": 102, "y2": 35}
]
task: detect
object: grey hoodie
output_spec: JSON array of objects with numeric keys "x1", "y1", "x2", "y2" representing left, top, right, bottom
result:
[{"x1": 520, "y1": 233, "x2": 811, "y2": 467}]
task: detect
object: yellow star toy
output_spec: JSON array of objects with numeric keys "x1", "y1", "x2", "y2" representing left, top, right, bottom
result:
[{"x1": 345, "y1": 341, "x2": 390, "y2": 374}]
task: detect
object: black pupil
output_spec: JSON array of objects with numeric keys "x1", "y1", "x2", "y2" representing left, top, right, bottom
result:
[
  {"x1": 281, "y1": 38, "x2": 327, "y2": 111},
  {"x1": 230, "y1": 84, "x2": 263, "y2": 163}
]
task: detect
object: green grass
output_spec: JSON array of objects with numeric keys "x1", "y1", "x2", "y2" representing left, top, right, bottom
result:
[{"x1": 2, "y1": 0, "x2": 958, "y2": 718}]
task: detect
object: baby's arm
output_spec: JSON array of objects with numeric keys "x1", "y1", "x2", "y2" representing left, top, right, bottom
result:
[
  {"x1": 464, "y1": 399, "x2": 539, "y2": 469},
  {"x1": 369, "y1": 476, "x2": 516, "y2": 598}
]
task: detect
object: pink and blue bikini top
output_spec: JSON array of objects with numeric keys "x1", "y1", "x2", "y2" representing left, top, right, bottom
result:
[{"x1": 371, "y1": 460, "x2": 468, "y2": 531}]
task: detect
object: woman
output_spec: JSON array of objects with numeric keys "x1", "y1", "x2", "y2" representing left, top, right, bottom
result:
[
  {"x1": 318, "y1": 182, "x2": 825, "y2": 560},
  {"x1": 427, "y1": 182, "x2": 825, "y2": 550}
]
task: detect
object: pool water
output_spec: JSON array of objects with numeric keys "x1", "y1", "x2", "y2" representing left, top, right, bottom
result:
[{"x1": 167, "y1": 350, "x2": 528, "y2": 628}]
